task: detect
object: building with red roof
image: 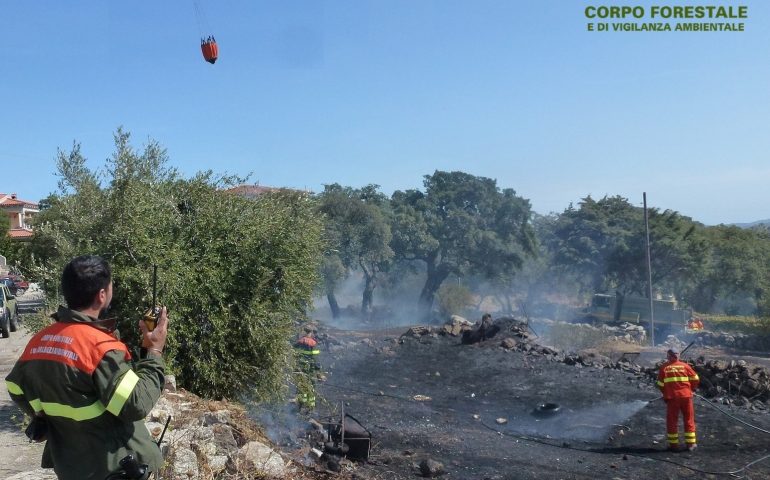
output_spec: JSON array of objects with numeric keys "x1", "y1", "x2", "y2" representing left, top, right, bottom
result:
[{"x1": 1, "y1": 193, "x2": 39, "y2": 241}]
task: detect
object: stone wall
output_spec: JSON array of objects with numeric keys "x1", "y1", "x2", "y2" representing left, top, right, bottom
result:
[{"x1": 688, "y1": 330, "x2": 770, "y2": 352}]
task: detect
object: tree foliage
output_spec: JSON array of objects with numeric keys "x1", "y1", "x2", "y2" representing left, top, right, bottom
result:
[
  {"x1": 496, "y1": 213, "x2": 583, "y2": 314},
  {"x1": 390, "y1": 171, "x2": 536, "y2": 315},
  {"x1": 0, "y1": 212, "x2": 11, "y2": 257},
  {"x1": 435, "y1": 282, "x2": 474, "y2": 319},
  {"x1": 545, "y1": 195, "x2": 707, "y2": 302},
  {"x1": 28, "y1": 129, "x2": 324, "y2": 400},
  {"x1": 317, "y1": 184, "x2": 392, "y2": 318},
  {"x1": 691, "y1": 225, "x2": 770, "y2": 314},
  {"x1": 546, "y1": 196, "x2": 642, "y2": 295}
]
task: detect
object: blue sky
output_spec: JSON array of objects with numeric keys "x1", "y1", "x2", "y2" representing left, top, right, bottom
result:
[{"x1": 1, "y1": 1, "x2": 767, "y2": 225}]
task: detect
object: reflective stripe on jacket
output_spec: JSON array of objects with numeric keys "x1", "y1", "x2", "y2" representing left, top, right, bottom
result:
[
  {"x1": 4, "y1": 306, "x2": 164, "y2": 480},
  {"x1": 296, "y1": 347, "x2": 321, "y2": 355},
  {"x1": 657, "y1": 359, "x2": 699, "y2": 400}
]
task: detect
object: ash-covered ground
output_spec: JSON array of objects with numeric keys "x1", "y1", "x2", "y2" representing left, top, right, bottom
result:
[{"x1": 306, "y1": 319, "x2": 770, "y2": 479}]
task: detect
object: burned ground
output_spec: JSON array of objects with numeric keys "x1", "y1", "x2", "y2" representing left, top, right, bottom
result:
[{"x1": 309, "y1": 321, "x2": 770, "y2": 479}]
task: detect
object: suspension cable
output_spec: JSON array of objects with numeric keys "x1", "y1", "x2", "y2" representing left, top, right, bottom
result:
[
  {"x1": 191, "y1": 0, "x2": 210, "y2": 38},
  {"x1": 478, "y1": 418, "x2": 770, "y2": 478},
  {"x1": 695, "y1": 393, "x2": 770, "y2": 436}
]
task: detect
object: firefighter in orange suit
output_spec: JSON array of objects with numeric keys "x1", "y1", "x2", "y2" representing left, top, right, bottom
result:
[
  {"x1": 657, "y1": 347, "x2": 700, "y2": 451},
  {"x1": 687, "y1": 317, "x2": 704, "y2": 331}
]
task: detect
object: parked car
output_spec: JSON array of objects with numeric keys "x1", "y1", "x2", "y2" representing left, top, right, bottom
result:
[
  {"x1": 13, "y1": 275, "x2": 29, "y2": 295},
  {"x1": 1, "y1": 283, "x2": 19, "y2": 338},
  {"x1": 1, "y1": 274, "x2": 29, "y2": 296}
]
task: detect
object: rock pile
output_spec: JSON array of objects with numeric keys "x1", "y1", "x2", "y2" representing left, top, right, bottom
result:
[
  {"x1": 690, "y1": 359, "x2": 770, "y2": 409},
  {"x1": 442, "y1": 315, "x2": 472, "y2": 336},
  {"x1": 689, "y1": 330, "x2": 770, "y2": 351},
  {"x1": 405, "y1": 316, "x2": 770, "y2": 409},
  {"x1": 603, "y1": 322, "x2": 647, "y2": 344},
  {"x1": 7, "y1": 384, "x2": 292, "y2": 480},
  {"x1": 147, "y1": 390, "x2": 289, "y2": 479}
]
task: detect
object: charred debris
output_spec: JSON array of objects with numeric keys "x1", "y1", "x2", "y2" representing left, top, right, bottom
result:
[{"x1": 291, "y1": 315, "x2": 770, "y2": 476}]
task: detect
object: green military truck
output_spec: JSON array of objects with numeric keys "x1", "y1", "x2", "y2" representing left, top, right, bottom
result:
[{"x1": 584, "y1": 292, "x2": 691, "y2": 332}]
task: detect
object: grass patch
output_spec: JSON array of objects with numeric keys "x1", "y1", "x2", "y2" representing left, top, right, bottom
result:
[
  {"x1": 541, "y1": 323, "x2": 614, "y2": 352},
  {"x1": 701, "y1": 314, "x2": 770, "y2": 335}
]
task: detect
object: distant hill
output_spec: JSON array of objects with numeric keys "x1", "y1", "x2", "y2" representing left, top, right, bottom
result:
[{"x1": 733, "y1": 219, "x2": 770, "y2": 228}]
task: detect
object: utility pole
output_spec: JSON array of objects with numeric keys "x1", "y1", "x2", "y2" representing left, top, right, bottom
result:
[{"x1": 644, "y1": 192, "x2": 655, "y2": 347}]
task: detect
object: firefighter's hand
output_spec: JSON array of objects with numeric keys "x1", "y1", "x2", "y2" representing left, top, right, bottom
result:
[{"x1": 139, "y1": 306, "x2": 169, "y2": 352}]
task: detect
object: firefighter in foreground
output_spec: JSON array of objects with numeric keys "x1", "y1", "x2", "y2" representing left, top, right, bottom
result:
[
  {"x1": 657, "y1": 347, "x2": 700, "y2": 451},
  {"x1": 5, "y1": 255, "x2": 169, "y2": 480}
]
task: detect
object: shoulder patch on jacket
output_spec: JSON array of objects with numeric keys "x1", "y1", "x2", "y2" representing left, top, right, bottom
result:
[{"x1": 21, "y1": 323, "x2": 130, "y2": 374}]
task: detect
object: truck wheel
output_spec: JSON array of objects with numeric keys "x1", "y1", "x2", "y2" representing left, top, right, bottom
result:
[
  {"x1": 10, "y1": 308, "x2": 18, "y2": 332},
  {"x1": 1, "y1": 311, "x2": 9, "y2": 338}
]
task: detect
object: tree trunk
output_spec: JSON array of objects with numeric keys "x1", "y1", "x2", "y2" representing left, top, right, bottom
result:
[
  {"x1": 359, "y1": 261, "x2": 378, "y2": 321},
  {"x1": 327, "y1": 292, "x2": 340, "y2": 319},
  {"x1": 418, "y1": 260, "x2": 450, "y2": 320},
  {"x1": 361, "y1": 274, "x2": 375, "y2": 321}
]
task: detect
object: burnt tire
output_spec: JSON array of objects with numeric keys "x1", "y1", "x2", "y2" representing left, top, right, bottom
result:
[{"x1": 532, "y1": 402, "x2": 561, "y2": 418}]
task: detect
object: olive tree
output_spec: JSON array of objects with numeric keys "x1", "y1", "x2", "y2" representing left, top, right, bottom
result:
[
  {"x1": 317, "y1": 184, "x2": 393, "y2": 319},
  {"x1": 0, "y1": 213, "x2": 12, "y2": 258},
  {"x1": 546, "y1": 195, "x2": 707, "y2": 305},
  {"x1": 390, "y1": 171, "x2": 536, "y2": 316},
  {"x1": 29, "y1": 129, "x2": 324, "y2": 400}
]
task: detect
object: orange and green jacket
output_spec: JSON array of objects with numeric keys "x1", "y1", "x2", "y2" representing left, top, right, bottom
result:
[
  {"x1": 657, "y1": 359, "x2": 700, "y2": 400},
  {"x1": 5, "y1": 306, "x2": 164, "y2": 480},
  {"x1": 295, "y1": 335, "x2": 320, "y2": 355}
]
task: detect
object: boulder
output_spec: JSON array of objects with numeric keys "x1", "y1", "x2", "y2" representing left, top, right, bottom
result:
[
  {"x1": 164, "y1": 374, "x2": 177, "y2": 392},
  {"x1": 419, "y1": 458, "x2": 445, "y2": 477},
  {"x1": 148, "y1": 396, "x2": 175, "y2": 423},
  {"x1": 145, "y1": 421, "x2": 165, "y2": 439},
  {"x1": 207, "y1": 455, "x2": 229, "y2": 475},
  {"x1": 212, "y1": 424, "x2": 239, "y2": 454},
  {"x1": 203, "y1": 409, "x2": 231, "y2": 426},
  {"x1": 231, "y1": 440, "x2": 286, "y2": 478},
  {"x1": 172, "y1": 446, "x2": 199, "y2": 479},
  {"x1": 402, "y1": 326, "x2": 433, "y2": 339},
  {"x1": 442, "y1": 315, "x2": 472, "y2": 336},
  {"x1": 577, "y1": 349, "x2": 612, "y2": 367}
]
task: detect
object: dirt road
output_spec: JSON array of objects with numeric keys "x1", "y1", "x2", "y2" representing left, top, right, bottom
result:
[{"x1": 0, "y1": 325, "x2": 45, "y2": 477}]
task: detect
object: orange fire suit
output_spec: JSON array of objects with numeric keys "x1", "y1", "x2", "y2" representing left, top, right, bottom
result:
[{"x1": 657, "y1": 359, "x2": 700, "y2": 447}]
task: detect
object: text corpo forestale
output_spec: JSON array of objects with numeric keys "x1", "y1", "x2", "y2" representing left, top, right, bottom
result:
[{"x1": 585, "y1": 5, "x2": 748, "y2": 19}]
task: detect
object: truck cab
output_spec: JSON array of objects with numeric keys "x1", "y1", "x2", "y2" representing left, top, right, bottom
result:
[{"x1": 585, "y1": 292, "x2": 691, "y2": 331}]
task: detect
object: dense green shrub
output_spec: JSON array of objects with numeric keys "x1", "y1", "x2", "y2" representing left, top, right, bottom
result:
[
  {"x1": 435, "y1": 283, "x2": 474, "y2": 319},
  {"x1": 28, "y1": 129, "x2": 324, "y2": 400}
]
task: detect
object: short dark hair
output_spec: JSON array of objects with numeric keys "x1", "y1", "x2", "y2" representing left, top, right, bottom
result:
[{"x1": 61, "y1": 255, "x2": 112, "y2": 310}]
